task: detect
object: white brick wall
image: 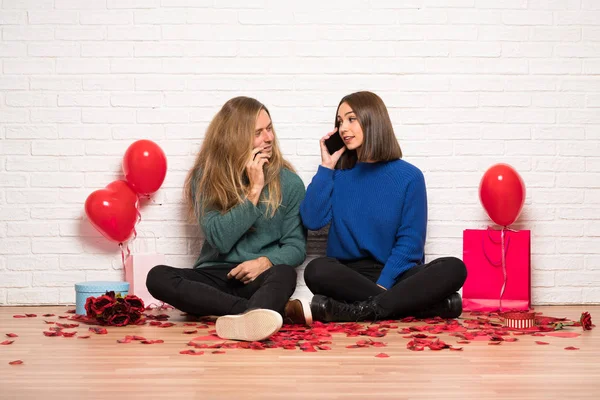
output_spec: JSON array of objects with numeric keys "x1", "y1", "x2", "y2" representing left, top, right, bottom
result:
[{"x1": 1, "y1": 0, "x2": 599, "y2": 306}]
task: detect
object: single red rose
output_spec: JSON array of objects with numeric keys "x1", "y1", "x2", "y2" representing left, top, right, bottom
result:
[
  {"x1": 107, "y1": 314, "x2": 130, "y2": 327},
  {"x1": 124, "y1": 295, "x2": 145, "y2": 313},
  {"x1": 89, "y1": 295, "x2": 115, "y2": 316},
  {"x1": 580, "y1": 312, "x2": 593, "y2": 331},
  {"x1": 84, "y1": 297, "x2": 95, "y2": 316}
]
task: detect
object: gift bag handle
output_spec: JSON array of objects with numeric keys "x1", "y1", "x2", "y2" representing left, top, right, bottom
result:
[
  {"x1": 482, "y1": 227, "x2": 511, "y2": 267},
  {"x1": 480, "y1": 226, "x2": 517, "y2": 311}
]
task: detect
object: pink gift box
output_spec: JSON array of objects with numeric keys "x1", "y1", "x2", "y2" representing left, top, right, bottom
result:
[
  {"x1": 124, "y1": 253, "x2": 165, "y2": 308},
  {"x1": 462, "y1": 228, "x2": 531, "y2": 312}
]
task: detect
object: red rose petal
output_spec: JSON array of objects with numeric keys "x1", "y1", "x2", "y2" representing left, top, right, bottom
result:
[
  {"x1": 44, "y1": 320, "x2": 55, "y2": 324},
  {"x1": 564, "y1": 346, "x2": 579, "y2": 350},
  {"x1": 158, "y1": 322, "x2": 176, "y2": 328},
  {"x1": 375, "y1": 353, "x2": 390, "y2": 358},
  {"x1": 25, "y1": 314, "x2": 37, "y2": 318},
  {"x1": 545, "y1": 332, "x2": 581, "y2": 338},
  {"x1": 488, "y1": 341, "x2": 501, "y2": 345},
  {"x1": 13, "y1": 315, "x2": 26, "y2": 318},
  {"x1": 141, "y1": 339, "x2": 164, "y2": 344},
  {"x1": 180, "y1": 350, "x2": 204, "y2": 355},
  {"x1": 133, "y1": 336, "x2": 147, "y2": 341},
  {"x1": 62, "y1": 331, "x2": 77, "y2": 337},
  {"x1": 117, "y1": 338, "x2": 132, "y2": 344},
  {"x1": 449, "y1": 347, "x2": 463, "y2": 351},
  {"x1": 43, "y1": 314, "x2": 55, "y2": 317},
  {"x1": 89, "y1": 327, "x2": 108, "y2": 335},
  {"x1": 183, "y1": 330, "x2": 198, "y2": 334},
  {"x1": 317, "y1": 345, "x2": 331, "y2": 350},
  {"x1": 1, "y1": 340, "x2": 14, "y2": 345},
  {"x1": 9, "y1": 360, "x2": 23, "y2": 365},
  {"x1": 43, "y1": 330, "x2": 62, "y2": 337},
  {"x1": 535, "y1": 341, "x2": 550, "y2": 345},
  {"x1": 192, "y1": 335, "x2": 222, "y2": 341},
  {"x1": 78, "y1": 335, "x2": 90, "y2": 339},
  {"x1": 6, "y1": 333, "x2": 18, "y2": 338},
  {"x1": 66, "y1": 309, "x2": 76, "y2": 314},
  {"x1": 212, "y1": 350, "x2": 226, "y2": 354},
  {"x1": 457, "y1": 340, "x2": 470, "y2": 344},
  {"x1": 504, "y1": 337, "x2": 519, "y2": 342},
  {"x1": 184, "y1": 323, "x2": 197, "y2": 326}
]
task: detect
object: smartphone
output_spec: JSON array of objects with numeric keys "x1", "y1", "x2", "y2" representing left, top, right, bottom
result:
[{"x1": 324, "y1": 131, "x2": 345, "y2": 154}]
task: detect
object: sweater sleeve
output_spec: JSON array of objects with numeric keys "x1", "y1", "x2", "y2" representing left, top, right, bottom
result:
[
  {"x1": 299, "y1": 165, "x2": 335, "y2": 231},
  {"x1": 199, "y1": 200, "x2": 262, "y2": 255},
  {"x1": 261, "y1": 174, "x2": 307, "y2": 267},
  {"x1": 376, "y1": 172, "x2": 428, "y2": 289}
]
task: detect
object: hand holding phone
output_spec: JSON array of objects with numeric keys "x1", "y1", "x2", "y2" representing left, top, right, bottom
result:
[
  {"x1": 320, "y1": 128, "x2": 346, "y2": 170},
  {"x1": 324, "y1": 130, "x2": 345, "y2": 154}
]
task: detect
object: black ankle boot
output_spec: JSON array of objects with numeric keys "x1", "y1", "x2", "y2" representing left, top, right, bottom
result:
[
  {"x1": 310, "y1": 295, "x2": 382, "y2": 323},
  {"x1": 412, "y1": 293, "x2": 463, "y2": 319}
]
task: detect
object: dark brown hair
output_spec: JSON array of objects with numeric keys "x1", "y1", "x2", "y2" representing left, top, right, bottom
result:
[{"x1": 334, "y1": 91, "x2": 402, "y2": 170}]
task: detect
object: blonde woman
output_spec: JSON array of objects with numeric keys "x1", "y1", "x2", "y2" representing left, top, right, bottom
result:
[{"x1": 147, "y1": 97, "x2": 310, "y2": 341}]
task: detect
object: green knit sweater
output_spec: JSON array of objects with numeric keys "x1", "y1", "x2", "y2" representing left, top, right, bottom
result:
[{"x1": 193, "y1": 168, "x2": 307, "y2": 269}]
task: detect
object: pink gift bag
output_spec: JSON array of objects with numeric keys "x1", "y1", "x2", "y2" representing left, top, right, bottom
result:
[
  {"x1": 462, "y1": 228, "x2": 531, "y2": 312},
  {"x1": 124, "y1": 253, "x2": 165, "y2": 307}
]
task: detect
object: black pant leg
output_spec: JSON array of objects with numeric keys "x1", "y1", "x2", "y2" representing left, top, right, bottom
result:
[
  {"x1": 304, "y1": 257, "x2": 385, "y2": 302},
  {"x1": 375, "y1": 257, "x2": 467, "y2": 317},
  {"x1": 235, "y1": 264, "x2": 298, "y2": 316},
  {"x1": 146, "y1": 264, "x2": 249, "y2": 316}
]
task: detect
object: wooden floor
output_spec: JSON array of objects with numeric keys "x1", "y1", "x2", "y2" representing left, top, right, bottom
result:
[{"x1": 1, "y1": 305, "x2": 599, "y2": 400}]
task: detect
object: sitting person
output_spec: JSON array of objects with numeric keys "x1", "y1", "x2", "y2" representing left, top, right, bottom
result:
[
  {"x1": 299, "y1": 91, "x2": 467, "y2": 322},
  {"x1": 147, "y1": 96, "x2": 310, "y2": 341}
]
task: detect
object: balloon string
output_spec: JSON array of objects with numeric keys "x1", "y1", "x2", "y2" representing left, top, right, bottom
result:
[
  {"x1": 119, "y1": 243, "x2": 126, "y2": 270},
  {"x1": 499, "y1": 227, "x2": 507, "y2": 312}
]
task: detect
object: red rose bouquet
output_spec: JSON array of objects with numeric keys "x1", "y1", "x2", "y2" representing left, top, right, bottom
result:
[{"x1": 85, "y1": 291, "x2": 145, "y2": 326}]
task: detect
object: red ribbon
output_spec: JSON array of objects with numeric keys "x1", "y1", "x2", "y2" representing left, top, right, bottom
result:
[{"x1": 482, "y1": 226, "x2": 517, "y2": 311}]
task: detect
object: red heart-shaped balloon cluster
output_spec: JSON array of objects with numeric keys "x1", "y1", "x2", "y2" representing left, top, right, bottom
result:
[{"x1": 84, "y1": 140, "x2": 167, "y2": 243}]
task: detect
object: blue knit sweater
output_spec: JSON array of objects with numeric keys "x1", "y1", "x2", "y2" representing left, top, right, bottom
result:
[{"x1": 300, "y1": 159, "x2": 427, "y2": 289}]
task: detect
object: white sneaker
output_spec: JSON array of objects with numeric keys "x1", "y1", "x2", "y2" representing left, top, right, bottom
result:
[{"x1": 215, "y1": 308, "x2": 283, "y2": 342}]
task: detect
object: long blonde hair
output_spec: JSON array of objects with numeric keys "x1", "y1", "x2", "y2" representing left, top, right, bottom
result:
[{"x1": 184, "y1": 97, "x2": 294, "y2": 221}]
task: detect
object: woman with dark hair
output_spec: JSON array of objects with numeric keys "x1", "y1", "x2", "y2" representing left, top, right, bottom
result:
[{"x1": 299, "y1": 91, "x2": 467, "y2": 323}]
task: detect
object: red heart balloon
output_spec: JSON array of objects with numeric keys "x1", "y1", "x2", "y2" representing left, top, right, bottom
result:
[
  {"x1": 479, "y1": 163, "x2": 526, "y2": 227},
  {"x1": 85, "y1": 180, "x2": 139, "y2": 243}
]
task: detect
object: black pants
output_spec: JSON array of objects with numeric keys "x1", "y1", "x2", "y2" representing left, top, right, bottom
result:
[
  {"x1": 304, "y1": 257, "x2": 467, "y2": 318},
  {"x1": 146, "y1": 264, "x2": 297, "y2": 317}
]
